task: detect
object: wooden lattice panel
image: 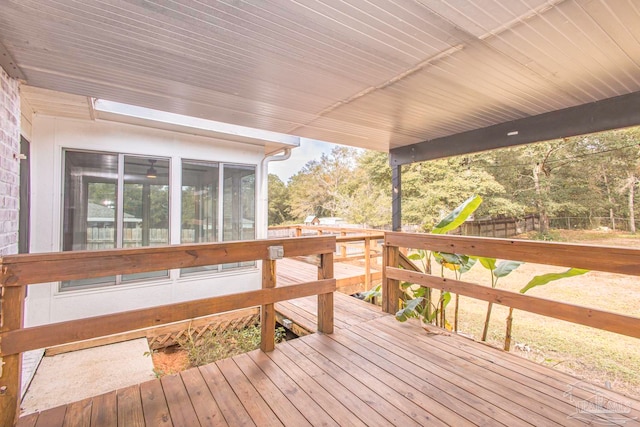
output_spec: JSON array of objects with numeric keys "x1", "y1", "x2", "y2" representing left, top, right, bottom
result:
[{"x1": 147, "y1": 308, "x2": 260, "y2": 350}]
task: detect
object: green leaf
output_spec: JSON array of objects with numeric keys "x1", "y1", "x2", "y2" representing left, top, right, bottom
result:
[
  {"x1": 440, "y1": 291, "x2": 452, "y2": 310},
  {"x1": 360, "y1": 284, "x2": 381, "y2": 301},
  {"x1": 493, "y1": 261, "x2": 523, "y2": 278},
  {"x1": 431, "y1": 195, "x2": 483, "y2": 234},
  {"x1": 459, "y1": 257, "x2": 477, "y2": 274},
  {"x1": 408, "y1": 253, "x2": 424, "y2": 261},
  {"x1": 520, "y1": 268, "x2": 589, "y2": 294},
  {"x1": 395, "y1": 297, "x2": 424, "y2": 322},
  {"x1": 476, "y1": 256, "x2": 497, "y2": 271}
]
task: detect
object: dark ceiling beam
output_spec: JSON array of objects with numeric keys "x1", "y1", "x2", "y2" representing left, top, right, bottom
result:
[
  {"x1": 390, "y1": 91, "x2": 640, "y2": 166},
  {"x1": 0, "y1": 42, "x2": 25, "y2": 80}
]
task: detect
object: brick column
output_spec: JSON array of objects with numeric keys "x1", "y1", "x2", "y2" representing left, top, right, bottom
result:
[
  {"x1": 0, "y1": 65, "x2": 20, "y2": 256},
  {"x1": 0, "y1": 65, "x2": 21, "y2": 427}
]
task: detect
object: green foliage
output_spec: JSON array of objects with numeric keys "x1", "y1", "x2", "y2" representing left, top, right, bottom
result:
[
  {"x1": 520, "y1": 268, "x2": 589, "y2": 294},
  {"x1": 494, "y1": 261, "x2": 524, "y2": 278},
  {"x1": 268, "y1": 174, "x2": 292, "y2": 225},
  {"x1": 179, "y1": 325, "x2": 287, "y2": 367},
  {"x1": 396, "y1": 196, "x2": 482, "y2": 329},
  {"x1": 360, "y1": 284, "x2": 382, "y2": 302},
  {"x1": 268, "y1": 126, "x2": 640, "y2": 231},
  {"x1": 431, "y1": 195, "x2": 482, "y2": 234}
]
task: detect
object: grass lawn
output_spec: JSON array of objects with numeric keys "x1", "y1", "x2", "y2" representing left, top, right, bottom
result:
[{"x1": 426, "y1": 230, "x2": 640, "y2": 398}]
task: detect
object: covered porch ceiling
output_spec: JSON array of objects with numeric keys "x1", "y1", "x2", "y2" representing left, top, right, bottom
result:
[{"x1": 2, "y1": 1, "x2": 640, "y2": 164}]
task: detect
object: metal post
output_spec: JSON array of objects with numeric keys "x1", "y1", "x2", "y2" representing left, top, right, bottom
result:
[{"x1": 392, "y1": 164, "x2": 402, "y2": 232}]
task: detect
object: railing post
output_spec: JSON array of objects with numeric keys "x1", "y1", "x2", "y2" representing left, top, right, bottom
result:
[
  {"x1": 295, "y1": 227, "x2": 302, "y2": 237},
  {"x1": 0, "y1": 285, "x2": 25, "y2": 427},
  {"x1": 364, "y1": 237, "x2": 371, "y2": 289},
  {"x1": 382, "y1": 243, "x2": 401, "y2": 314},
  {"x1": 260, "y1": 259, "x2": 276, "y2": 352},
  {"x1": 340, "y1": 231, "x2": 347, "y2": 259},
  {"x1": 317, "y1": 252, "x2": 334, "y2": 334}
]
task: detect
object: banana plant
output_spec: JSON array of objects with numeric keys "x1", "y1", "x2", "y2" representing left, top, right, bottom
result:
[
  {"x1": 504, "y1": 267, "x2": 588, "y2": 350},
  {"x1": 396, "y1": 195, "x2": 482, "y2": 328},
  {"x1": 475, "y1": 257, "x2": 523, "y2": 341},
  {"x1": 432, "y1": 252, "x2": 476, "y2": 330}
]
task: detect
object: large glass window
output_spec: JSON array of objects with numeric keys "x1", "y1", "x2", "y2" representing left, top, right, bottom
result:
[
  {"x1": 61, "y1": 151, "x2": 169, "y2": 290},
  {"x1": 181, "y1": 161, "x2": 256, "y2": 275},
  {"x1": 223, "y1": 164, "x2": 256, "y2": 270},
  {"x1": 181, "y1": 161, "x2": 219, "y2": 275}
]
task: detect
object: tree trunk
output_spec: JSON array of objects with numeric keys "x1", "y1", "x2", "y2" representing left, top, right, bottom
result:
[
  {"x1": 533, "y1": 163, "x2": 549, "y2": 233},
  {"x1": 629, "y1": 173, "x2": 636, "y2": 233},
  {"x1": 602, "y1": 170, "x2": 616, "y2": 230}
]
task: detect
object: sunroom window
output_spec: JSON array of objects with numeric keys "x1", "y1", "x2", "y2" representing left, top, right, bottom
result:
[
  {"x1": 181, "y1": 161, "x2": 256, "y2": 275},
  {"x1": 61, "y1": 150, "x2": 170, "y2": 290}
]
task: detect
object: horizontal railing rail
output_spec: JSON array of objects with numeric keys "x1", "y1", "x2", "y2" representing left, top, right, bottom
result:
[
  {"x1": 382, "y1": 232, "x2": 640, "y2": 339},
  {"x1": 0, "y1": 236, "x2": 336, "y2": 426},
  {"x1": 270, "y1": 225, "x2": 384, "y2": 292}
]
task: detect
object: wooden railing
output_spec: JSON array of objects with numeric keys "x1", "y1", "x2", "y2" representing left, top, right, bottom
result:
[
  {"x1": 269, "y1": 225, "x2": 384, "y2": 291},
  {"x1": 382, "y1": 232, "x2": 640, "y2": 339},
  {"x1": 0, "y1": 236, "x2": 336, "y2": 426}
]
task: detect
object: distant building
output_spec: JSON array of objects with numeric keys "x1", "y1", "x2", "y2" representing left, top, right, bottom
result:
[{"x1": 304, "y1": 215, "x2": 320, "y2": 225}]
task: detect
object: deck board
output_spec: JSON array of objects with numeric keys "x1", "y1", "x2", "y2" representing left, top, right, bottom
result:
[{"x1": 17, "y1": 294, "x2": 640, "y2": 427}]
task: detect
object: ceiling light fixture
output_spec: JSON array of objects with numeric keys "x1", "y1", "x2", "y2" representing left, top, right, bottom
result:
[{"x1": 146, "y1": 159, "x2": 157, "y2": 179}]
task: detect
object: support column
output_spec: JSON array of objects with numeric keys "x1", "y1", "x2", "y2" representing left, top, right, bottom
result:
[
  {"x1": 0, "y1": 65, "x2": 22, "y2": 427},
  {"x1": 392, "y1": 164, "x2": 402, "y2": 232}
]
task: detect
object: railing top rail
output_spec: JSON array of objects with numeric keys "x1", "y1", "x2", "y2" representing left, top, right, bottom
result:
[
  {"x1": 0, "y1": 236, "x2": 336, "y2": 286},
  {"x1": 385, "y1": 232, "x2": 640, "y2": 277},
  {"x1": 269, "y1": 224, "x2": 384, "y2": 234},
  {"x1": 336, "y1": 233, "x2": 385, "y2": 243}
]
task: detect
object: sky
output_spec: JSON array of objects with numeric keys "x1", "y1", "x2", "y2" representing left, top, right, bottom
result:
[{"x1": 268, "y1": 138, "x2": 336, "y2": 182}]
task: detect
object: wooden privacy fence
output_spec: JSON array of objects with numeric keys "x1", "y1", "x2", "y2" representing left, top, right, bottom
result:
[
  {"x1": 0, "y1": 236, "x2": 336, "y2": 427},
  {"x1": 382, "y1": 232, "x2": 640, "y2": 340}
]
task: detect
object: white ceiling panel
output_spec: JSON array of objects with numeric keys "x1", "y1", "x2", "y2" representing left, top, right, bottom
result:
[{"x1": 2, "y1": 0, "x2": 640, "y2": 152}]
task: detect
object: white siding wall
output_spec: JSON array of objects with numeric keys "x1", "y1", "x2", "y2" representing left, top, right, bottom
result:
[{"x1": 25, "y1": 115, "x2": 264, "y2": 326}]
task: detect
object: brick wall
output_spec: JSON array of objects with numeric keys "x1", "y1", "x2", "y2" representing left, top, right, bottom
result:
[{"x1": 0, "y1": 66, "x2": 20, "y2": 256}]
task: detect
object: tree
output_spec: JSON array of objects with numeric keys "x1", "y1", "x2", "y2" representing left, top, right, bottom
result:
[
  {"x1": 268, "y1": 174, "x2": 291, "y2": 225},
  {"x1": 287, "y1": 147, "x2": 360, "y2": 221}
]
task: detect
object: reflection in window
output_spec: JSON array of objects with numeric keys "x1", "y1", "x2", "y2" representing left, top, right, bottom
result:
[
  {"x1": 223, "y1": 164, "x2": 255, "y2": 270},
  {"x1": 180, "y1": 162, "x2": 256, "y2": 275},
  {"x1": 181, "y1": 161, "x2": 219, "y2": 275},
  {"x1": 61, "y1": 150, "x2": 169, "y2": 290}
]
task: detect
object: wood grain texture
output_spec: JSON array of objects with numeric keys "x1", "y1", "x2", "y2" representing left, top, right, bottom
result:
[
  {"x1": 0, "y1": 285, "x2": 25, "y2": 427},
  {"x1": 382, "y1": 244, "x2": 400, "y2": 314},
  {"x1": 1, "y1": 279, "x2": 335, "y2": 355},
  {"x1": 179, "y1": 369, "x2": 227, "y2": 427},
  {"x1": 0, "y1": 237, "x2": 336, "y2": 286},
  {"x1": 317, "y1": 252, "x2": 334, "y2": 334},
  {"x1": 385, "y1": 232, "x2": 640, "y2": 276},
  {"x1": 260, "y1": 259, "x2": 276, "y2": 352},
  {"x1": 16, "y1": 294, "x2": 640, "y2": 427},
  {"x1": 139, "y1": 380, "x2": 172, "y2": 427},
  {"x1": 62, "y1": 398, "x2": 92, "y2": 427},
  {"x1": 387, "y1": 267, "x2": 640, "y2": 339},
  {"x1": 117, "y1": 385, "x2": 144, "y2": 427},
  {"x1": 160, "y1": 374, "x2": 200, "y2": 427},
  {"x1": 90, "y1": 391, "x2": 117, "y2": 427}
]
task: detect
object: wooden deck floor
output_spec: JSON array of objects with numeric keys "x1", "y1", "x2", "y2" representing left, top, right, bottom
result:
[{"x1": 17, "y1": 294, "x2": 640, "y2": 426}]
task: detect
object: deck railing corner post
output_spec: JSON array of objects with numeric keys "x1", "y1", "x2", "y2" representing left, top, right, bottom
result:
[
  {"x1": 317, "y1": 252, "x2": 335, "y2": 334},
  {"x1": 0, "y1": 284, "x2": 25, "y2": 427},
  {"x1": 260, "y1": 259, "x2": 276, "y2": 352},
  {"x1": 382, "y1": 242, "x2": 401, "y2": 315}
]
